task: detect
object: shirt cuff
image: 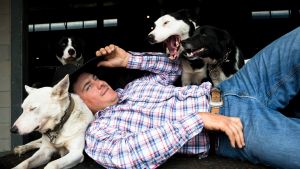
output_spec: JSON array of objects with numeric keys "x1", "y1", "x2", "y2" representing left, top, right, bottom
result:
[
  {"x1": 127, "y1": 51, "x2": 143, "y2": 70},
  {"x1": 180, "y1": 112, "x2": 204, "y2": 138}
]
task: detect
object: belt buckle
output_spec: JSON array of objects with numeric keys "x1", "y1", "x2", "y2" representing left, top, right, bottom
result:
[{"x1": 209, "y1": 88, "x2": 223, "y2": 114}]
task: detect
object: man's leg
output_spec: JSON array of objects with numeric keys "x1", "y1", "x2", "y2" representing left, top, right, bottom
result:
[
  {"x1": 219, "y1": 26, "x2": 300, "y2": 110},
  {"x1": 216, "y1": 26, "x2": 300, "y2": 168},
  {"x1": 217, "y1": 98, "x2": 300, "y2": 169}
]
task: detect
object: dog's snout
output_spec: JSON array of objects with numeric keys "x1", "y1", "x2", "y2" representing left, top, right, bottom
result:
[
  {"x1": 147, "y1": 34, "x2": 155, "y2": 44},
  {"x1": 10, "y1": 125, "x2": 19, "y2": 134},
  {"x1": 181, "y1": 41, "x2": 186, "y2": 47},
  {"x1": 68, "y1": 49, "x2": 75, "y2": 55},
  {"x1": 182, "y1": 42, "x2": 192, "y2": 50}
]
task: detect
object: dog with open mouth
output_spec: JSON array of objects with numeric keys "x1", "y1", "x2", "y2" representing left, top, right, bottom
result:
[
  {"x1": 147, "y1": 9, "x2": 208, "y2": 86},
  {"x1": 181, "y1": 25, "x2": 245, "y2": 86}
]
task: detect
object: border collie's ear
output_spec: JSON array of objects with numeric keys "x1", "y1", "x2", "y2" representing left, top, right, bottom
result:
[
  {"x1": 219, "y1": 29, "x2": 235, "y2": 48},
  {"x1": 52, "y1": 74, "x2": 70, "y2": 98},
  {"x1": 25, "y1": 85, "x2": 37, "y2": 94}
]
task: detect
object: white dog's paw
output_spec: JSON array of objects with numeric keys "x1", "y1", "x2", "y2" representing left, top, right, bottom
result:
[
  {"x1": 44, "y1": 163, "x2": 58, "y2": 169},
  {"x1": 13, "y1": 145, "x2": 28, "y2": 156},
  {"x1": 11, "y1": 163, "x2": 28, "y2": 169}
]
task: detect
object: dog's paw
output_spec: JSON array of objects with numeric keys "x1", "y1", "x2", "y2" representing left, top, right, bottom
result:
[
  {"x1": 13, "y1": 146, "x2": 28, "y2": 156},
  {"x1": 44, "y1": 163, "x2": 58, "y2": 169},
  {"x1": 11, "y1": 163, "x2": 28, "y2": 169}
]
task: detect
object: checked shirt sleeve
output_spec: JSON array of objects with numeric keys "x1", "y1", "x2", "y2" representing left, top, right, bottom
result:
[
  {"x1": 127, "y1": 51, "x2": 182, "y2": 85},
  {"x1": 85, "y1": 113, "x2": 204, "y2": 169}
]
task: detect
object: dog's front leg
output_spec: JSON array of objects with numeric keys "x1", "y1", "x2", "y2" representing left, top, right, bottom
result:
[
  {"x1": 44, "y1": 138, "x2": 85, "y2": 169},
  {"x1": 13, "y1": 138, "x2": 42, "y2": 156},
  {"x1": 12, "y1": 144, "x2": 56, "y2": 169}
]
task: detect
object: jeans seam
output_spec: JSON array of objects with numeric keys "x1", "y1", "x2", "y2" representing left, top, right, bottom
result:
[{"x1": 266, "y1": 64, "x2": 300, "y2": 107}]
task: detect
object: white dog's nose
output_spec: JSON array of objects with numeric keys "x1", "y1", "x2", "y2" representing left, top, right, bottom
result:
[
  {"x1": 10, "y1": 125, "x2": 18, "y2": 134},
  {"x1": 147, "y1": 34, "x2": 156, "y2": 44}
]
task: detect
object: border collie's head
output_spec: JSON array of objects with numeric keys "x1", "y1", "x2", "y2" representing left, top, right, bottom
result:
[
  {"x1": 56, "y1": 36, "x2": 84, "y2": 65},
  {"x1": 147, "y1": 9, "x2": 198, "y2": 60},
  {"x1": 181, "y1": 25, "x2": 236, "y2": 64}
]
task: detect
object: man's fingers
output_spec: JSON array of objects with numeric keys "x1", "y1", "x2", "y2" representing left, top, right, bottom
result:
[
  {"x1": 96, "y1": 48, "x2": 107, "y2": 56},
  {"x1": 95, "y1": 44, "x2": 116, "y2": 57},
  {"x1": 232, "y1": 118, "x2": 245, "y2": 148},
  {"x1": 226, "y1": 119, "x2": 245, "y2": 148}
]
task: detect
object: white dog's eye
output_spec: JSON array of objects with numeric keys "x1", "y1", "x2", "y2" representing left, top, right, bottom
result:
[
  {"x1": 163, "y1": 21, "x2": 169, "y2": 25},
  {"x1": 29, "y1": 107, "x2": 36, "y2": 111}
]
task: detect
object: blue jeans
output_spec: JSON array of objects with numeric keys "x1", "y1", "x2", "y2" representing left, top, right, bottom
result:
[{"x1": 217, "y1": 26, "x2": 300, "y2": 169}]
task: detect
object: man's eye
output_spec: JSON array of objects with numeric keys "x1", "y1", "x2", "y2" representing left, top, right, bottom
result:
[
  {"x1": 84, "y1": 85, "x2": 91, "y2": 91},
  {"x1": 93, "y1": 75, "x2": 99, "y2": 80}
]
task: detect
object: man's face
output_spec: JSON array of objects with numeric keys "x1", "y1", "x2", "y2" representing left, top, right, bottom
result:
[{"x1": 73, "y1": 72, "x2": 118, "y2": 114}]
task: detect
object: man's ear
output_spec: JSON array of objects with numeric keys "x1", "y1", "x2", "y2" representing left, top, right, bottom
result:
[
  {"x1": 52, "y1": 74, "x2": 70, "y2": 98},
  {"x1": 24, "y1": 85, "x2": 36, "y2": 94}
]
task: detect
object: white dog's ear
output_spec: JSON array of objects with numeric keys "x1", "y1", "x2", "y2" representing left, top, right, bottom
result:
[
  {"x1": 52, "y1": 74, "x2": 70, "y2": 98},
  {"x1": 24, "y1": 85, "x2": 36, "y2": 94}
]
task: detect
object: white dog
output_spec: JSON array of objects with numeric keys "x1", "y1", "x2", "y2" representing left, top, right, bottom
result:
[{"x1": 10, "y1": 75, "x2": 94, "y2": 169}]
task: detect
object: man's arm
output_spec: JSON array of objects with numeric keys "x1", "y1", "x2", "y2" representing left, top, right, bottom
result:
[
  {"x1": 85, "y1": 111, "x2": 244, "y2": 168},
  {"x1": 199, "y1": 112, "x2": 245, "y2": 148},
  {"x1": 96, "y1": 44, "x2": 130, "y2": 68},
  {"x1": 95, "y1": 44, "x2": 182, "y2": 84}
]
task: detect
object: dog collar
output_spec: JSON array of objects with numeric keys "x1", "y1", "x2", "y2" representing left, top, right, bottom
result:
[{"x1": 46, "y1": 95, "x2": 75, "y2": 143}]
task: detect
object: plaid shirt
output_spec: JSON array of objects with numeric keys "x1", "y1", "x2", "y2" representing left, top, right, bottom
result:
[{"x1": 85, "y1": 52, "x2": 212, "y2": 169}]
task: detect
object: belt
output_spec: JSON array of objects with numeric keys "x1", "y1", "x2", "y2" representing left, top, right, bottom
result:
[
  {"x1": 209, "y1": 88, "x2": 223, "y2": 114},
  {"x1": 208, "y1": 88, "x2": 222, "y2": 154}
]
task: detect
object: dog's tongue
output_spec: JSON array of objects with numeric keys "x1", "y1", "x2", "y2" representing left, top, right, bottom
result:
[{"x1": 165, "y1": 35, "x2": 181, "y2": 60}]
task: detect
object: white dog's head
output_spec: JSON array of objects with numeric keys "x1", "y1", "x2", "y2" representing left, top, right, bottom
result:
[
  {"x1": 11, "y1": 75, "x2": 71, "y2": 135},
  {"x1": 147, "y1": 9, "x2": 198, "y2": 60}
]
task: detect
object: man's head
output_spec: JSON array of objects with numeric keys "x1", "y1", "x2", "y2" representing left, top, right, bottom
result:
[
  {"x1": 72, "y1": 72, "x2": 118, "y2": 113},
  {"x1": 52, "y1": 57, "x2": 119, "y2": 114}
]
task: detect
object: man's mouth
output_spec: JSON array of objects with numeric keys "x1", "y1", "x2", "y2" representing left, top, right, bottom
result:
[
  {"x1": 100, "y1": 86, "x2": 109, "y2": 96},
  {"x1": 164, "y1": 35, "x2": 181, "y2": 60}
]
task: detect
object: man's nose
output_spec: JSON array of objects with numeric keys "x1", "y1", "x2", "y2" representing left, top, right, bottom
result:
[{"x1": 95, "y1": 81, "x2": 103, "y2": 90}]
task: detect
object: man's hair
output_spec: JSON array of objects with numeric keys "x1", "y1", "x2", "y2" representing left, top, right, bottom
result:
[{"x1": 52, "y1": 57, "x2": 104, "y2": 92}]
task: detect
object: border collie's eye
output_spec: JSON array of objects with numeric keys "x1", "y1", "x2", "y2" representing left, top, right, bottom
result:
[{"x1": 164, "y1": 21, "x2": 169, "y2": 25}]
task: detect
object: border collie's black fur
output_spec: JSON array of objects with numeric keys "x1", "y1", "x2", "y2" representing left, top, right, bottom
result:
[
  {"x1": 181, "y1": 25, "x2": 245, "y2": 86},
  {"x1": 56, "y1": 36, "x2": 84, "y2": 66}
]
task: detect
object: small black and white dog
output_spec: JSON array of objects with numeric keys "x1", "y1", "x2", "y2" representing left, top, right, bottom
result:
[
  {"x1": 181, "y1": 25, "x2": 245, "y2": 86},
  {"x1": 56, "y1": 36, "x2": 84, "y2": 66},
  {"x1": 147, "y1": 9, "x2": 208, "y2": 86}
]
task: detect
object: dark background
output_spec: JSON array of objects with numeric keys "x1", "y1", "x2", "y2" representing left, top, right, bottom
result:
[
  {"x1": 13, "y1": 0, "x2": 300, "y2": 153},
  {"x1": 25, "y1": 0, "x2": 300, "y2": 87}
]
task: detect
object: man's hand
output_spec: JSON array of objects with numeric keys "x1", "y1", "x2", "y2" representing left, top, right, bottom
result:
[
  {"x1": 199, "y1": 112, "x2": 245, "y2": 148},
  {"x1": 95, "y1": 44, "x2": 130, "y2": 68}
]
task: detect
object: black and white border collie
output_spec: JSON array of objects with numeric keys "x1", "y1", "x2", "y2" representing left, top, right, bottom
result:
[
  {"x1": 147, "y1": 9, "x2": 208, "y2": 86},
  {"x1": 181, "y1": 25, "x2": 245, "y2": 86},
  {"x1": 56, "y1": 36, "x2": 84, "y2": 66},
  {"x1": 148, "y1": 9, "x2": 245, "y2": 86},
  {"x1": 147, "y1": 9, "x2": 198, "y2": 60}
]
